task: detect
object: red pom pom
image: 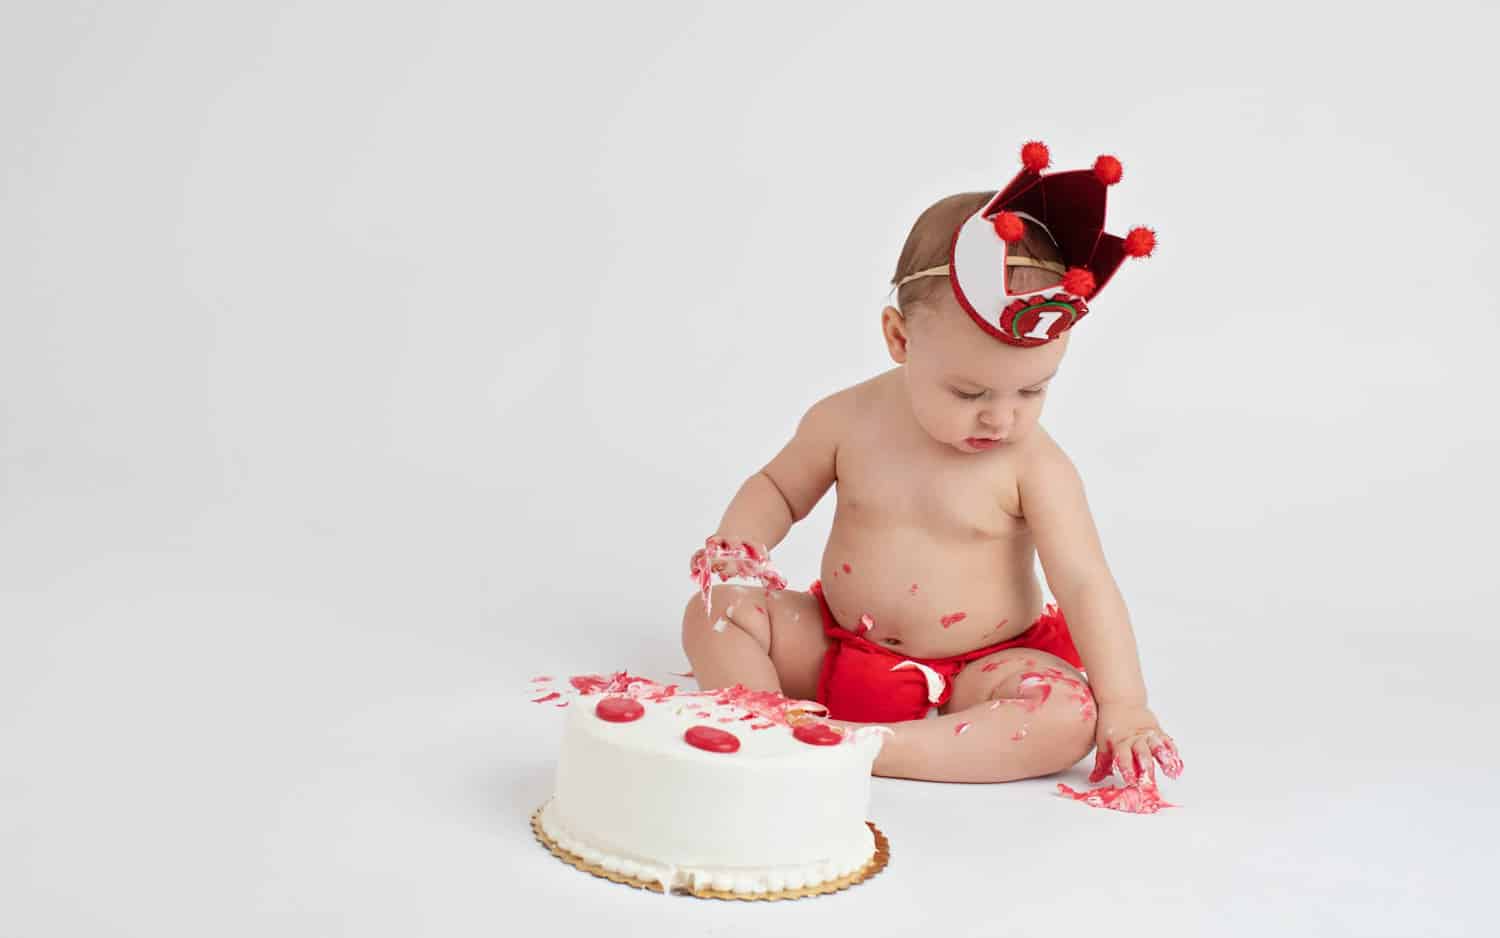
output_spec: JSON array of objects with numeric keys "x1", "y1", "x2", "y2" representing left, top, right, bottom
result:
[
  {"x1": 1061, "y1": 266, "x2": 1096, "y2": 297},
  {"x1": 1123, "y1": 226, "x2": 1157, "y2": 257},
  {"x1": 990, "y1": 211, "x2": 1025, "y2": 242},
  {"x1": 1093, "y1": 154, "x2": 1123, "y2": 185},
  {"x1": 1020, "y1": 140, "x2": 1050, "y2": 172}
]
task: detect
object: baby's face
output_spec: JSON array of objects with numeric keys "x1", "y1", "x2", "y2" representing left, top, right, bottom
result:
[{"x1": 883, "y1": 295, "x2": 1069, "y2": 454}]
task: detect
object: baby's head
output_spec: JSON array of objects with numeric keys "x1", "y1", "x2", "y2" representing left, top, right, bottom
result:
[{"x1": 881, "y1": 191, "x2": 1071, "y2": 454}]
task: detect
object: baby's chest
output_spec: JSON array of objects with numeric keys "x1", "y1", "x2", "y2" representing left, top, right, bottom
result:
[{"x1": 835, "y1": 443, "x2": 1023, "y2": 540}]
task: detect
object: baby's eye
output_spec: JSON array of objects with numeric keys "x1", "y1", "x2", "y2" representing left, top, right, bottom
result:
[
  {"x1": 1020, "y1": 387, "x2": 1046, "y2": 397},
  {"x1": 951, "y1": 388, "x2": 986, "y2": 401}
]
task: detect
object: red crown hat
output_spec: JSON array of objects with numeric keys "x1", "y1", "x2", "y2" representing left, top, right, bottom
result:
[{"x1": 896, "y1": 140, "x2": 1157, "y2": 347}]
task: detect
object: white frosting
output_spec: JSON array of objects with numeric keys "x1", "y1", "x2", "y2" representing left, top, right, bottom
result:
[
  {"x1": 890, "y1": 659, "x2": 946, "y2": 703},
  {"x1": 547, "y1": 694, "x2": 885, "y2": 894},
  {"x1": 540, "y1": 800, "x2": 873, "y2": 895}
]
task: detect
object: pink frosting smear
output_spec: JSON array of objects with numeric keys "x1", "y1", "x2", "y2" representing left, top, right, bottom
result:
[
  {"x1": 1055, "y1": 781, "x2": 1176, "y2": 814},
  {"x1": 1089, "y1": 739, "x2": 1184, "y2": 784},
  {"x1": 1152, "y1": 742, "x2": 1185, "y2": 779},
  {"x1": 1018, "y1": 667, "x2": 1095, "y2": 721},
  {"x1": 690, "y1": 538, "x2": 789, "y2": 617},
  {"x1": 529, "y1": 671, "x2": 872, "y2": 744},
  {"x1": 1056, "y1": 738, "x2": 1185, "y2": 814}
]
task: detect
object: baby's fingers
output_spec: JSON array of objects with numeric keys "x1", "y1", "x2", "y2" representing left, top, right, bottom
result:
[
  {"x1": 1151, "y1": 734, "x2": 1184, "y2": 779},
  {"x1": 1088, "y1": 742, "x2": 1114, "y2": 783},
  {"x1": 1113, "y1": 748, "x2": 1137, "y2": 786},
  {"x1": 1130, "y1": 737, "x2": 1156, "y2": 788}
]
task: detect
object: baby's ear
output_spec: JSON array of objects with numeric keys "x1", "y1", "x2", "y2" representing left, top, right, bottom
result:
[{"x1": 880, "y1": 306, "x2": 909, "y2": 363}]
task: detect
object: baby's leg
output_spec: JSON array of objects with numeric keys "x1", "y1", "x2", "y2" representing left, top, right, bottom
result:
[
  {"x1": 870, "y1": 649, "x2": 1096, "y2": 782},
  {"x1": 680, "y1": 585, "x2": 830, "y2": 699}
]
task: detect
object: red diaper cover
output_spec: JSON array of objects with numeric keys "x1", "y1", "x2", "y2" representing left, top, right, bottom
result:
[{"x1": 811, "y1": 579, "x2": 1084, "y2": 723}]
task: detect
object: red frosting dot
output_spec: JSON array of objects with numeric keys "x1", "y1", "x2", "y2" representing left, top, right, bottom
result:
[
  {"x1": 793, "y1": 723, "x2": 844, "y2": 746},
  {"x1": 684, "y1": 725, "x2": 741, "y2": 753},
  {"x1": 594, "y1": 697, "x2": 644, "y2": 723}
]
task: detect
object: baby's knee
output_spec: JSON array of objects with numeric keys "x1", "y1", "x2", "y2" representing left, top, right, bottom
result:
[
  {"x1": 994, "y1": 668, "x2": 1096, "y2": 774},
  {"x1": 681, "y1": 584, "x2": 754, "y2": 626},
  {"x1": 1040, "y1": 699, "x2": 1097, "y2": 752},
  {"x1": 681, "y1": 585, "x2": 771, "y2": 648},
  {"x1": 1018, "y1": 693, "x2": 1096, "y2": 776}
]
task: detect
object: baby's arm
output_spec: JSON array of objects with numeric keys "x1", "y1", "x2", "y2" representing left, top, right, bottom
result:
[
  {"x1": 681, "y1": 397, "x2": 844, "y2": 695},
  {"x1": 1018, "y1": 431, "x2": 1146, "y2": 706},
  {"x1": 711, "y1": 392, "x2": 844, "y2": 553},
  {"x1": 1019, "y1": 430, "x2": 1182, "y2": 784}
]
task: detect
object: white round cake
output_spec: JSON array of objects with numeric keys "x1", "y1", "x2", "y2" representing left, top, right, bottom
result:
[{"x1": 534, "y1": 673, "x2": 889, "y2": 896}]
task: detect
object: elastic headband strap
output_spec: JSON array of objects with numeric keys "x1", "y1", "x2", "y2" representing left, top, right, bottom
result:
[{"x1": 894, "y1": 255, "x2": 1066, "y2": 290}]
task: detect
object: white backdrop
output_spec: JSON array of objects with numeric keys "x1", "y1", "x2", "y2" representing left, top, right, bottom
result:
[{"x1": 3, "y1": 2, "x2": 1497, "y2": 936}]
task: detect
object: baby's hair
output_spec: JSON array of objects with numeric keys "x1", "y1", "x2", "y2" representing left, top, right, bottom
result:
[{"x1": 890, "y1": 191, "x2": 1064, "y2": 317}]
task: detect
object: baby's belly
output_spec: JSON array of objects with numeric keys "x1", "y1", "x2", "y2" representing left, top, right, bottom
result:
[{"x1": 818, "y1": 516, "x2": 1046, "y2": 659}]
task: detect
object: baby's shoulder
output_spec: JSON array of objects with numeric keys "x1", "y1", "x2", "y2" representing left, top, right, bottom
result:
[
  {"x1": 799, "y1": 371, "x2": 891, "y2": 428},
  {"x1": 793, "y1": 384, "x2": 857, "y2": 447},
  {"x1": 1015, "y1": 426, "x2": 1085, "y2": 495}
]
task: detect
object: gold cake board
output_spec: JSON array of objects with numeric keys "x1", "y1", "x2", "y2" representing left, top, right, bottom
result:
[{"x1": 531, "y1": 803, "x2": 890, "y2": 901}]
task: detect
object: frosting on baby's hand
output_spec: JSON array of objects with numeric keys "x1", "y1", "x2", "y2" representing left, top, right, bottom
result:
[{"x1": 690, "y1": 537, "x2": 788, "y2": 616}]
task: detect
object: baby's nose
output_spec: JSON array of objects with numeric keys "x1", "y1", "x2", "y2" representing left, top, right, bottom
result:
[{"x1": 980, "y1": 407, "x2": 1014, "y2": 433}]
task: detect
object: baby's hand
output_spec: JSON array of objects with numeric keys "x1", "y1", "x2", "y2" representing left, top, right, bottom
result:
[
  {"x1": 1090, "y1": 703, "x2": 1183, "y2": 788},
  {"x1": 688, "y1": 536, "x2": 787, "y2": 616},
  {"x1": 690, "y1": 536, "x2": 771, "y2": 581}
]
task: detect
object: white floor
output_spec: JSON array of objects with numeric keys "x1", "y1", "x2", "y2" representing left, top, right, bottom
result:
[
  {"x1": 2, "y1": 488, "x2": 1493, "y2": 938},
  {"x1": 5, "y1": 3, "x2": 1498, "y2": 934}
]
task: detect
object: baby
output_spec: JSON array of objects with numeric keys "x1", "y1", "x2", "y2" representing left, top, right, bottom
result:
[{"x1": 681, "y1": 141, "x2": 1181, "y2": 794}]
